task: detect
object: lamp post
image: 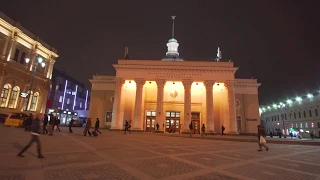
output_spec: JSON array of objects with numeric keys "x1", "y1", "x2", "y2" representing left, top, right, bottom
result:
[{"x1": 24, "y1": 57, "x2": 45, "y2": 112}]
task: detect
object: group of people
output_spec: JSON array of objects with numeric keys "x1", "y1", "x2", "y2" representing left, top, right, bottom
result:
[{"x1": 17, "y1": 114, "x2": 102, "y2": 158}]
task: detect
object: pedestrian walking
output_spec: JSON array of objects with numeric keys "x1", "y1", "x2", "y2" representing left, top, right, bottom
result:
[
  {"x1": 124, "y1": 120, "x2": 131, "y2": 134},
  {"x1": 156, "y1": 123, "x2": 160, "y2": 133},
  {"x1": 257, "y1": 125, "x2": 269, "y2": 151},
  {"x1": 95, "y1": 118, "x2": 102, "y2": 134},
  {"x1": 84, "y1": 118, "x2": 92, "y2": 136},
  {"x1": 311, "y1": 131, "x2": 315, "y2": 140},
  {"x1": 48, "y1": 113, "x2": 54, "y2": 136},
  {"x1": 201, "y1": 124, "x2": 207, "y2": 137},
  {"x1": 42, "y1": 114, "x2": 48, "y2": 134},
  {"x1": 221, "y1": 125, "x2": 225, "y2": 136},
  {"x1": 189, "y1": 122, "x2": 193, "y2": 137},
  {"x1": 69, "y1": 119, "x2": 75, "y2": 133},
  {"x1": 54, "y1": 117, "x2": 61, "y2": 132},
  {"x1": 17, "y1": 114, "x2": 45, "y2": 158}
]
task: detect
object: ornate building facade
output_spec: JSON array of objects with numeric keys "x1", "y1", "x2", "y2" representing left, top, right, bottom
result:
[
  {"x1": 88, "y1": 16, "x2": 261, "y2": 134},
  {"x1": 0, "y1": 12, "x2": 58, "y2": 114}
]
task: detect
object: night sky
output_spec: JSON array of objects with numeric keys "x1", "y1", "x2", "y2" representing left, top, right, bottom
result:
[{"x1": 1, "y1": 1, "x2": 320, "y2": 105}]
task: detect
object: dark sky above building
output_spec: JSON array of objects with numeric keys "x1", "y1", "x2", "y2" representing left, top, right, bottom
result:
[{"x1": 1, "y1": 0, "x2": 320, "y2": 105}]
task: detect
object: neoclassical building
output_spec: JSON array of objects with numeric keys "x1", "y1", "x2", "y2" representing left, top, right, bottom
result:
[
  {"x1": 88, "y1": 17, "x2": 261, "y2": 134},
  {"x1": 0, "y1": 12, "x2": 58, "y2": 114}
]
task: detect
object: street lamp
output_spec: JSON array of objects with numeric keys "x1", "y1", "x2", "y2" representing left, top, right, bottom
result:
[{"x1": 24, "y1": 56, "x2": 46, "y2": 111}]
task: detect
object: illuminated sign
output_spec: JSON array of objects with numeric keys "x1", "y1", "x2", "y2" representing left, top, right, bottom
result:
[{"x1": 20, "y1": 92, "x2": 28, "y2": 98}]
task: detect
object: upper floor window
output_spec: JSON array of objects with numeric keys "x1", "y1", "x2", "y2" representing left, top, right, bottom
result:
[
  {"x1": 289, "y1": 113, "x2": 292, "y2": 119},
  {"x1": 294, "y1": 112, "x2": 296, "y2": 119},
  {"x1": 303, "y1": 111, "x2": 306, "y2": 118},
  {"x1": 80, "y1": 102, "x2": 83, "y2": 108},
  {"x1": 284, "y1": 113, "x2": 287, "y2": 120},
  {"x1": 315, "y1": 109, "x2": 319, "y2": 116},
  {"x1": 20, "y1": 52, "x2": 26, "y2": 64},
  {"x1": 67, "y1": 98, "x2": 70, "y2": 104},
  {"x1": 298, "y1": 112, "x2": 301, "y2": 118},
  {"x1": 13, "y1": 48, "x2": 20, "y2": 61},
  {"x1": 309, "y1": 110, "x2": 312, "y2": 117}
]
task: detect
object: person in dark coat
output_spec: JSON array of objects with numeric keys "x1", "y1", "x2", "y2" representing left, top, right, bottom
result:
[
  {"x1": 48, "y1": 113, "x2": 54, "y2": 136},
  {"x1": 124, "y1": 120, "x2": 131, "y2": 134},
  {"x1": 257, "y1": 125, "x2": 269, "y2": 151},
  {"x1": 201, "y1": 124, "x2": 207, "y2": 136},
  {"x1": 17, "y1": 114, "x2": 44, "y2": 158},
  {"x1": 42, "y1": 114, "x2": 48, "y2": 134},
  {"x1": 54, "y1": 117, "x2": 61, "y2": 132},
  {"x1": 69, "y1": 119, "x2": 75, "y2": 133},
  {"x1": 95, "y1": 118, "x2": 102, "y2": 134},
  {"x1": 189, "y1": 122, "x2": 193, "y2": 137},
  {"x1": 221, "y1": 125, "x2": 225, "y2": 136},
  {"x1": 156, "y1": 123, "x2": 160, "y2": 133},
  {"x1": 84, "y1": 118, "x2": 92, "y2": 136}
]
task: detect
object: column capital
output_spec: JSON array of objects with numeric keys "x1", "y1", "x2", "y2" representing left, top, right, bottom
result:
[
  {"x1": 155, "y1": 79, "x2": 166, "y2": 88},
  {"x1": 204, "y1": 80, "x2": 216, "y2": 88},
  {"x1": 134, "y1": 78, "x2": 145, "y2": 87},
  {"x1": 225, "y1": 80, "x2": 235, "y2": 88},
  {"x1": 182, "y1": 79, "x2": 193, "y2": 89},
  {"x1": 115, "y1": 78, "x2": 125, "y2": 87}
]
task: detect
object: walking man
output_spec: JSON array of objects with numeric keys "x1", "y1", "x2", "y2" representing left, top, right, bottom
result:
[
  {"x1": 156, "y1": 123, "x2": 160, "y2": 133},
  {"x1": 124, "y1": 120, "x2": 131, "y2": 134},
  {"x1": 54, "y1": 117, "x2": 61, "y2": 132},
  {"x1": 257, "y1": 125, "x2": 269, "y2": 151},
  {"x1": 201, "y1": 124, "x2": 207, "y2": 137},
  {"x1": 17, "y1": 114, "x2": 44, "y2": 158},
  {"x1": 48, "y1": 113, "x2": 54, "y2": 136},
  {"x1": 95, "y1": 118, "x2": 102, "y2": 134},
  {"x1": 42, "y1": 114, "x2": 48, "y2": 134},
  {"x1": 69, "y1": 119, "x2": 75, "y2": 133},
  {"x1": 221, "y1": 125, "x2": 225, "y2": 136},
  {"x1": 84, "y1": 118, "x2": 92, "y2": 136},
  {"x1": 189, "y1": 122, "x2": 193, "y2": 137}
]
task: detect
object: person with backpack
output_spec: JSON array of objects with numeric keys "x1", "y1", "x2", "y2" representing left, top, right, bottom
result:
[
  {"x1": 95, "y1": 118, "x2": 102, "y2": 135},
  {"x1": 189, "y1": 122, "x2": 193, "y2": 137}
]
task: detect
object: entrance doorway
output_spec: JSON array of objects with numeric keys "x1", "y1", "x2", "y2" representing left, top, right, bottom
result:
[
  {"x1": 165, "y1": 111, "x2": 180, "y2": 133},
  {"x1": 145, "y1": 110, "x2": 156, "y2": 132},
  {"x1": 191, "y1": 112, "x2": 200, "y2": 134}
]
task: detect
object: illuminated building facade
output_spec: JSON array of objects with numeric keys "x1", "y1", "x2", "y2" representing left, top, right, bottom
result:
[
  {"x1": 88, "y1": 17, "x2": 261, "y2": 134},
  {"x1": 260, "y1": 92, "x2": 320, "y2": 138},
  {"x1": 0, "y1": 11, "x2": 58, "y2": 114},
  {"x1": 46, "y1": 68, "x2": 90, "y2": 125}
]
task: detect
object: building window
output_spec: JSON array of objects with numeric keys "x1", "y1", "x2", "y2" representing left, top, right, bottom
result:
[
  {"x1": 294, "y1": 112, "x2": 296, "y2": 119},
  {"x1": 8, "y1": 86, "x2": 19, "y2": 109},
  {"x1": 298, "y1": 112, "x2": 301, "y2": 118},
  {"x1": 29, "y1": 92, "x2": 39, "y2": 111},
  {"x1": 289, "y1": 113, "x2": 292, "y2": 119},
  {"x1": 59, "y1": 96, "x2": 63, "y2": 102},
  {"x1": 315, "y1": 109, "x2": 319, "y2": 116},
  {"x1": 80, "y1": 102, "x2": 82, "y2": 108},
  {"x1": 285, "y1": 113, "x2": 287, "y2": 120},
  {"x1": 20, "y1": 52, "x2": 26, "y2": 64},
  {"x1": 303, "y1": 111, "x2": 306, "y2": 118},
  {"x1": 311, "y1": 123, "x2": 314, "y2": 128},
  {"x1": 67, "y1": 98, "x2": 70, "y2": 104},
  {"x1": 56, "y1": 85, "x2": 59, "y2": 90},
  {"x1": 296, "y1": 124, "x2": 298, "y2": 128},
  {"x1": 305, "y1": 122, "x2": 308, "y2": 128},
  {"x1": 309, "y1": 110, "x2": 312, "y2": 117},
  {"x1": 277, "y1": 115, "x2": 279, "y2": 121},
  {"x1": 0, "y1": 84, "x2": 12, "y2": 107},
  {"x1": 300, "y1": 123, "x2": 303, "y2": 128},
  {"x1": 13, "y1": 48, "x2": 20, "y2": 61}
]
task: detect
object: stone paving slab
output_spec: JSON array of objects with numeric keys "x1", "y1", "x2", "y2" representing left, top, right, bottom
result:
[{"x1": 1, "y1": 125, "x2": 320, "y2": 180}]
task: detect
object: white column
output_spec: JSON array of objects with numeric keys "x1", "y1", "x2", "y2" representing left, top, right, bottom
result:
[
  {"x1": 156, "y1": 79, "x2": 166, "y2": 132},
  {"x1": 182, "y1": 80, "x2": 193, "y2": 133},
  {"x1": 29, "y1": 51, "x2": 37, "y2": 71},
  {"x1": 133, "y1": 78, "x2": 145, "y2": 131},
  {"x1": 226, "y1": 80, "x2": 238, "y2": 134},
  {"x1": 205, "y1": 80, "x2": 215, "y2": 133},
  {"x1": 47, "y1": 60, "x2": 55, "y2": 79},
  {"x1": 6, "y1": 37, "x2": 17, "y2": 62},
  {"x1": 110, "y1": 78, "x2": 124, "y2": 130},
  {"x1": 1, "y1": 37, "x2": 9, "y2": 60}
]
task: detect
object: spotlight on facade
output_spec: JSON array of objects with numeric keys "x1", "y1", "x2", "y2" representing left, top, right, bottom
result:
[
  {"x1": 41, "y1": 62, "x2": 45, "y2": 67},
  {"x1": 287, "y1": 99, "x2": 293, "y2": 104},
  {"x1": 262, "y1": 107, "x2": 266, "y2": 111},
  {"x1": 217, "y1": 83, "x2": 220, "y2": 86},
  {"x1": 173, "y1": 82, "x2": 175, "y2": 84},
  {"x1": 149, "y1": 81, "x2": 151, "y2": 84},
  {"x1": 296, "y1": 97, "x2": 302, "y2": 102},
  {"x1": 307, "y1": 94, "x2": 313, "y2": 99}
]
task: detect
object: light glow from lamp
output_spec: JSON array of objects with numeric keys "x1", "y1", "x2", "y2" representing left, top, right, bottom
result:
[
  {"x1": 73, "y1": 85, "x2": 78, "y2": 110},
  {"x1": 307, "y1": 94, "x2": 313, "y2": 99},
  {"x1": 61, "y1": 80, "x2": 68, "y2": 110},
  {"x1": 25, "y1": 58, "x2": 30, "y2": 63},
  {"x1": 41, "y1": 62, "x2": 45, "y2": 67},
  {"x1": 37, "y1": 57, "x2": 43, "y2": 63},
  {"x1": 296, "y1": 97, "x2": 302, "y2": 102},
  {"x1": 85, "y1": 90, "x2": 88, "y2": 110},
  {"x1": 287, "y1": 99, "x2": 293, "y2": 104}
]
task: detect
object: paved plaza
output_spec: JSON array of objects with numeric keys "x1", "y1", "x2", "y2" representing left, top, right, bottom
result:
[{"x1": 1, "y1": 126, "x2": 320, "y2": 180}]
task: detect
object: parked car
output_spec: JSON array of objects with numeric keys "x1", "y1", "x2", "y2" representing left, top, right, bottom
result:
[{"x1": 5, "y1": 113, "x2": 29, "y2": 127}]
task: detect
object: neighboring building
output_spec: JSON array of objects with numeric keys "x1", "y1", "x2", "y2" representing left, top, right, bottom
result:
[
  {"x1": 88, "y1": 17, "x2": 261, "y2": 133},
  {"x1": 260, "y1": 92, "x2": 320, "y2": 138},
  {"x1": 0, "y1": 11, "x2": 58, "y2": 115},
  {"x1": 46, "y1": 68, "x2": 90, "y2": 125}
]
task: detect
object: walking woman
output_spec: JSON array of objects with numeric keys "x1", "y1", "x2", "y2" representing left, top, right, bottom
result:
[{"x1": 95, "y1": 118, "x2": 102, "y2": 134}]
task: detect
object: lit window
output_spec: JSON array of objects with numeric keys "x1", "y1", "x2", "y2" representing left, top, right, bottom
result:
[
  {"x1": 146, "y1": 111, "x2": 152, "y2": 116},
  {"x1": 311, "y1": 123, "x2": 314, "y2": 128},
  {"x1": 0, "y1": 84, "x2": 12, "y2": 107},
  {"x1": 80, "y1": 102, "x2": 82, "y2": 108},
  {"x1": 29, "y1": 92, "x2": 39, "y2": 111},
  {"x1": 8, "y1": 86, "x2": 20, "y2": 109},
  {"x1": 295, "y1": 124, "x2": 298, "y2": 128},
  {"x1": 300, "y1": 123, "x2": 303, "y2": 128},
  {"x1": 59, "y1": 96, "x2": 63, "y2": 102},
  {"x1": 151, "y1": 111, "x2": 156, "y2": 116},
  {"x1": 305, "y1": 123, "x2": 308, "y2": 128},
  {"x1": 166, "y1": 112, "x2": 170, "y2": 117},
  {"x1": 67, "y1": 98, "x2": 70, "y2": 104},
  {"x1": 176, "y1": 112, "x2": 180, "y2": 117}
]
